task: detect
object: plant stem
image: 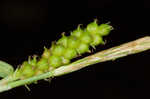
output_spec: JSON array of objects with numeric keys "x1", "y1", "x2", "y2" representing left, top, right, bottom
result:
[{"x1": 0, "y1": 36, "x2": 150, "y2": 93}]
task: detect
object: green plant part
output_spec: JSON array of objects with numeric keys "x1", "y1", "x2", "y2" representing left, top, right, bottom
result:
[
  {"x1": 28, "y1": 56, "x2": 37, "y2": 66},
  {"x1": 97, "y1": 24, "x2": 113, "y2": 36},
  {"x1": 86, "y1": 20, "x2": 99, "y2": 34},
  {"x1": 35, "y1": 70, "x2": 44, "y2": 75},
  {"x1": 57, "y1": 33, "x2": 68, "y2": 47},
  {"x1": 79, "y1": 31, "x2": 92, "y2": 44},
  {"x1": 71, "y1": 25, "x2": 83, "y2": 38},
  {"x1": 77, "y1": 43, "x2": 90, "y2": 54},
  {"x1": 63, "y1": 48, "x2": 77, "y2": 59},
  {"x1": 1, "y1": 20, "x2": 150, "y2": 93},
  {"x1": 91, "y1": 34, "x2": 104, "y2": 46},
  {"x1": 19, "y1": 62, "x2": 35, "y2": 79},
  {"x1": 37, "y1": 58, "x2": 49, "y2": 71},
  {"x1": 0, "y1": 36, "x2": 150, "y2": 93},
  {"x1": 49, "y1": 55, "x2": 62, "y2": 68},
  {"x1": 42, "y1": 47, "x2": 50, "y2": 59},
  {"x1": 22, "y1": 66, "x2": 35, "y2": 78},
  {"x1": 0, "y1": 61, "x2": 14, "y2": 78},
  {"x1": 62, "y1": 57, "x2": 70, "y2": 65},
  {"x1": 51, "y1": 45, "x2": 65, "y2": 56},
  {"x1": 67, "y1": 36, "x2": 80, "y2": 48},
  {"x1": 1, "y1": 20, "x2": 113, "y2": 81},
  {"x1": 50, "y1": 42, "x2": 56, "y2": 51}
]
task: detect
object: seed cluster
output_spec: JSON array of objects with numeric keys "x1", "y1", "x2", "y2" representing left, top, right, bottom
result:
[{"x1": 16, "y1": 20, "x2": 113, "y2": 79}]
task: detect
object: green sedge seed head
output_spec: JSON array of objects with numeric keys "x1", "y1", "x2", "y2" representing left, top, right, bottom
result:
[
  {"x1": 62, "y1": 57, "x2": 70, "y2": 65},
  {"x1": 57, "y1": 33, "x2": 68, "y2": 47},
  {"x1": 63, "y1": 48, "x2": 77, "y2": 59},
  {"x1": 67, "y1": 36, "x2": 80, "y2": 48},
  {"x1": 77, "y1": 43, "x2": 89, "y2": 54},
  {"x1": 79, "y1": 32, "x2": 92, "y2": 44},
  {"x1": 71, "y1": 26, "x2": 83, "y2": 38},
  {"x1": 37, "y1": 58, "x2": 49, "y2": 71},
  {"x1": 49, "y1": 55, "x2": 62, "y2": 68},
  {"x1": 51, "y1": 45, "x2": 65, "y2": 56},
  {"x1": 91, "y1": 34, "x2": 103, "y2": 46},
  {"x1": 86, "y1": 20, "x2": 98, "y2": 34},
  {"x1": 97, "y1": 24, "x2": 112, "y2": 36},
  {"x1": 42, "y1": 47, "x2": 50, "y2": 59}
]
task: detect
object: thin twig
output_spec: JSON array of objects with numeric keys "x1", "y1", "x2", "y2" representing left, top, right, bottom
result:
[{"x1": 0, "y1": 36, "x2": 150, "y2": 93}]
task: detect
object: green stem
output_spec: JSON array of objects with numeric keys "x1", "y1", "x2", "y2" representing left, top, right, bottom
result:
[{"x1": 0, "y1": 36, "x2": 150, "y2": 93}]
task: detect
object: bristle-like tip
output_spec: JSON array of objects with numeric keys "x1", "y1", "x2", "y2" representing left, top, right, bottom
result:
[
  {"x1": 25, "y1": 84, "x2": 31, "y2": 91},
  {"x1": 91, "y1": 44, "x2": 96, "y2": 49}
]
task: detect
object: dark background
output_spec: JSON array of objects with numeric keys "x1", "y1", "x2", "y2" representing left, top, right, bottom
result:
[{"x1": 0, "y1": 0, "x2": 150, "y2": 99}]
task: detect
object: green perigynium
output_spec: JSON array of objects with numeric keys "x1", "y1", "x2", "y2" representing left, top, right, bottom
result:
[
  {"x1": 91, "y1": 34, "x2": 104, "y2": 46},
  {"x1": 16, "y1": 20, "x2": 113, "y2": 79},
  {"x1": 37, "y1": 58, "x2": 49, "y2": 71},
  {"x1": 79, "y1": 32, "x2": 92, "y2": 44},
  {"x1": 51, "y1": 45, "x2": 65, "y2": 56},
  {"x1": 63, "y1": 48, "x2": 77, "y2": 59},
  {"x1": 18, "y1": 61, "x2": 35, "y2": 79},
  {"x1": 42, "y1": 47, "x2": 50, "y2": 59},
  {"x1": 77, "y1": 43, "x2": 90, "y2": 54},
  {"x1": 57, "y1": 33, "x2": 68, "y2": 47},
  {"x1": 49, "y1": 55, "x2": 62, "y2": 68},
  {"x1": 67, "y1": 36, "x2": 80, "y2": 48},
  {"x1": 97, "y1": 24, "x2": 113, "y2": 36},
  {"x1": 71, "y1": 26, "x2": 83, "y2": 38},
  {"x1": 86, "y1": 20, "x2": 99, "y2": 34}
]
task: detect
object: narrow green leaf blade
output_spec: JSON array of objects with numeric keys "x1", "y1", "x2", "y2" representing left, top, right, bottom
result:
[{"x1": 0, "y1": 61, "x2": 14, "y2": 78}]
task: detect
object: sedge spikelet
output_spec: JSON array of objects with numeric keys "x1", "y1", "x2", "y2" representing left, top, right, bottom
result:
[{"x1": 16, "y1": 20, "x2": 113, "y2": 79}]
